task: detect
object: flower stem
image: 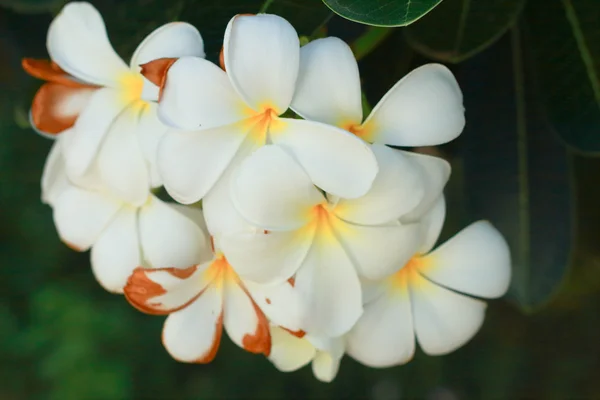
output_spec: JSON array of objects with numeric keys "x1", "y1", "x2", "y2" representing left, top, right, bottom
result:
[{"x1": 351, "y1": 27, "x2": 394, "y2": 61}]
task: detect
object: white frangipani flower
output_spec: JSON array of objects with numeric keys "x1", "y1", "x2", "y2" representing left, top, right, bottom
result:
[
  {"x1": 24, "y1": 1, "x2": 205, "y2": 206},
  {"x1": 42, "y1": 141, "x2": 211, "y2": 293},
  {"x1": 346, "y1": 198, "x2": 512, "y2": 367},
  {"x1": 219, "y1": 144, "x2": 448, "y2": 336},
  {"x1": 148, "y1": 13, "x2": 377, "y2": 213},
  {"x1": 123, "y1": 244, "x2": 305, "y2": 363},
  {"x1": 268, "y1": 326, "x2": 345, "y2": 383},
  {"x1": 290, "y1": 37, "x2": 465, "y2": 148}
]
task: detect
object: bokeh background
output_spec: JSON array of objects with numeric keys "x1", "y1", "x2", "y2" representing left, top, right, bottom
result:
[{"x1": 1, "y1": 0, "x2": 600, "y2": 398}]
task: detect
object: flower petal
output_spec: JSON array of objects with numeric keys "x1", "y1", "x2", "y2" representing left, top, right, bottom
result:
[
  {"x1": 271, "y1": 118, "x2": 377, "y2": 199},
  {"x1": 268, "y1": 326, "x2": 316, "y2": 372},
  {"x1": 162, "y1": 284, "x2": 224, "y2": 363},
  {"x1": 399, "y1": 151, "x2": 451, "y2": 223},
  {"x1": 53, "y1": 186, "x2": 121, "y2": 251},
  {"x1": 221, "y1": 229, "x2": 313, "y2": 285},
  {"x1": 136, "y1": 103, "x2": 168, "y2": 187},
  {"x1": 333, "y1": 145, "x2": 425, "y2": 225},
  {"x1": 138, "y1": 196, "x2": 211, "y2": 268},
  {"x1": 291, "y1": 37, "x2": 362, "y2": 127},
  {"x1": 157, "y1": 122, "x2": 248, "y2": 204},
  {"x1": 245, "y1": 279, "x2": 306, "y2": 332},
  {"x1": 61, "y1": 88, "x2": 125, "y2": 180},
  {"x1": 419, "y1": 195, "x2": 446, "y2": 254},
  {"x1": 30, "y1": 83, "x2": 95, "y2": 136},
  {"x1": 231, "y1": 144, "x2": 324, "y2": 231},
  {"x1": 295, "y1": 236, "x2": 362, "y2": 337},
  {"x1": 91, "y1": 207, "x2": 141, "y2": 293},
  {"x1": 409, "y1": 269, "x2": 486, "y2": 356},
  {"x1": 41, "y1": 141, "x2": 69, "y2": 205},
  {"x1": 96, "y1": 103, "x2": 150, "y2": 206},
  {"x1": 130, "y1": 22, "x2": 205, "y2": 71},
  {"x1": 336, "y1": 219, "x2": 423, "y2": 280},
  {"x1": 47, "y1": 2, "x2": 128, "y2": 86},
  {"x1": 364, "y1": 64, "x2": 465, "y2": 146},
  {"x1": 420, "y1": 221, "x2": 511, "y2": 299},
  {"x1": 347, "y1": 280, "x2": 415, "y2": 367},
  {"x1": 124, "y1": 262, "x2": 211, "y2": 314},
  {"x1": 312, "y1": 351, "x2": 342, "y2": 383},
  {"x1": 158, "y1": 56, "x2": 247, "y2": 130},
  {"x1": 223, "y1": 280, "x2": 271, "y2": 355},
  {"x1": 223, "y1": 14, "x2": 299, "y2": 114}
]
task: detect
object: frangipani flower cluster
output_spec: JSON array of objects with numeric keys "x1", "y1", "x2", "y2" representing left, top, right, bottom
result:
[{"x1": 24, "y1": 1, "x2": 512, "y2": 383}]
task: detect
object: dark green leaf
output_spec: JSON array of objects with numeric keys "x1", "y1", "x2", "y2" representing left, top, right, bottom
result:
[
  {"x1": 0, "y1": 0, "x2": 65, "y2": 14},
  {"x1": 403, "y1": 0, "x2": 525, "y2": 63},
  {"x1": 322, "y1": 0, "x2": 441, "y2": 27},
  {"x1": 457, "y1": 26, "x2": 574, "y2": 312},
  {"x1": 526, "y1": 0, "x2": 600, "y2": 154}
]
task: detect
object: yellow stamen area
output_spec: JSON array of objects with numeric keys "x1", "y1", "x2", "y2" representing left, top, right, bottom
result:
[
  {"x1": 301, "y1": 203, "x2": 349, "y2": 247},
  {"x1": 388, "y1": 255, "x2": 432, "y2": 296},
  {"x1": 117, "y1": 72, "x2": 144, "y2": 106},
  {"x1": 340, "y1": 120, "x2": 376, "y2": 142},
  {"x1": 202, "y1": 253, "x2": 239, "y2": 290},
  {"x1": 238, "y1": 105, "x2": 286, "y2": 145}
]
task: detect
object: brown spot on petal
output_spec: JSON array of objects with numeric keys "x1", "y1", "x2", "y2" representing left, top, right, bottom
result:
[
  {"x1": 169, "y1": 265, "x2": 198, "y2": 279},
  {"x1": 219, "y1": 46, "x2": 226, "y2": 71},
  {"x1": 265, "y1": 298, "x2": 271, "y2": 305},
  {"x1": 22, "y1": 58, "x2": 94, "y2": 88},
  {"x1": 241, "y1": 295, "x2": 272, "y2": 356},
  {"x1": 140, "y1": 57, "x2": 176, "y2": 101},
  {"x1": 63, "y1": 240, "x2": 84, "y2": 252},
  {"x1": 287, "y1": 277, "x2": 295, "y2": 287},
  {"x1": 209, "y1": 235, "x2": 215, "y2": 254},
  {"x1": 282, "y1": 327, "x2": 306, "y2": 338},
  {"x1": 193, "y1": 312, "x2": 224, "y2": 364},
  {"x1": 31, "y1": 83, "x2": 95, "y2": 135}
]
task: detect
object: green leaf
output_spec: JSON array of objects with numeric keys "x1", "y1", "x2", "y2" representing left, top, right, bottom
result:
[
  {"x1": 103, "y1": 0, "x2": 331, "y2": 61},
  {"x1": 403, "y1": 0, "x2": 525, "y2": 63},
  {"x1": 458, "y1": 25, "x2": 574, "y2": 312},
  {"x1": 525, "y1": 0, "x2": 600, "y2": 154},
  {"x1": 0, "y1": 0, "x2": 65, "y2": 14},
  {"x1": 322, "y1": 0, "x2": 441, "y2": 27}
]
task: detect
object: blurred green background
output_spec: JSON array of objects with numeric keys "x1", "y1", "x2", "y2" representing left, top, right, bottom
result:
[{"x1": 1, "y1": 0, "x2": 600, "y2": 398}]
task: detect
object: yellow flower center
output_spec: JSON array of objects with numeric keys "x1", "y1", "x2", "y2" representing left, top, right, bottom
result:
[
  {"x1": 203, "y1": 253, "x2": 239, "y2": 289},
  {"x1": 117, "y1": 72, "x2": 144, "y2": 105}
]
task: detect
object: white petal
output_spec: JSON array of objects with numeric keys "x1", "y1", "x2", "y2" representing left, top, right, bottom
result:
[
  {"x1": 409, "y1": 269, "x2": 486, "y2": 356},
  {"x1": 268, "y1": 326, "x2": 316, "y2": 372},
  {"x1": 158, "y1": 57, "x2": 247, "y2": 130},
  {"x1": 223, "y1": 14, "x2": 299, "y2": 114},
  {"x1": 221, "y1": 229, "x2": 313, "y2": 285},
  {"x1": 271, "y1": 118, "x2": 377, "y2": 199},
  {"x1": 41, "y1": 141, "x2": 69, "y2": 206},
  {"x1": 162, "y1": 284, "x2": 224, "y2": 363},
  {"x1": 130, "y1": 22, "x2": 205, "y2": 70},
  {"x1": 347, "y1": 282, "x2": 415, "y2": 367},
  {"x1": 245, "y1": 280, "x2": 306, "y2": 332},
  {"x1": 91, "y1": 207, "x2": 140, "y2": 293},
  {"x1": 138, "y1": 196, "x2": 211, "y2": 268},
  {"x1": 364, "y1": 64, "x2": 465, "y2": 146},
  {"x1": 136, "y1": 103, "x2": 168, "y2": 187},
  {"x1": 419, "y1": 195, "x2": 446, "y2": 254},
  {"x1": 420, "y1": 221, "x2": 511, "y2": 299},
  {"x1": 125, "y1": 262, "x2": 212, "y2": 313},
  {"x1": 223, "y1": 280, "x2": 271, "y2": 355},
  {"x1": 53, "y1": 186, "x2": 121, "y2": 251},
  {"x1": 291, "y1": 37, "x2": 362, "y2": 127},
  {"x1": 312, "y1": 351, "x2": 342, "y2": 383},
  {"x1": 157, "y1": 123, "x2": 247, "y2": 204},
  {"x1": 399, "y1": 151, "x2": 451, "y2": 223},
  {"x1": 295, "y1": 235, "x2": 362, "y2": 337},
  {"x1": 231, "y1": 144, "x2": 324, "y2": 230},
  {"x1": 47, "y1": 2, "x2": 128, "y2": 86},
  {"x1": 97, "y1": 103, "x2": 150, "y2": 206},
  {"x1": 336, "y1": 219, "x2": 423, "y2": 280},
  {"x1": 62, "y1": 88, "x2": 125, "y2": 180},
  {"x1": 333, "y1": 145, "x2": 425, "y2": 225},
  {"x1": 168, "y1": 203, "x2": 209, "y2": 235}
]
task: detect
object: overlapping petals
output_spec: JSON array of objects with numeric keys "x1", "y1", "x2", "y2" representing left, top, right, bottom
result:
[
  {"x1": 291, "y1": 37, "x2": 465, "y2": 146},
  {"x1": 346, "y1": 198, "x2": 512, "y2": 367},
  {"x1": 155, "y1": 13, "x2": 378, "y2": 204}
]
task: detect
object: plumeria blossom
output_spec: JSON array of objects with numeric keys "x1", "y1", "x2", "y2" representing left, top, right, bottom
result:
[
  {"x1": 123, "y1": 242, "x2": 305, "y2": 363},
  {"x1": 42, "y1": 141, "x2": 211, "y2": 292},
  {"x1": 220, "y1": 144, "x2": 448, "y2": 337},
  {"x1": 290, "y1": 37, "x2": 465, "y2": 150},
  {"x1": 145, "y1": 13, "x2": 377, "y2": 218},
  {"x1": 346, "y1": 198, "x2": 512, "y2": 368},
  {"x1": 23, "y1": 1, "x2": 205, "y2": 206},
  {"x1": 268, "y1": 326, "x2": 345, "y2": 383}
]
